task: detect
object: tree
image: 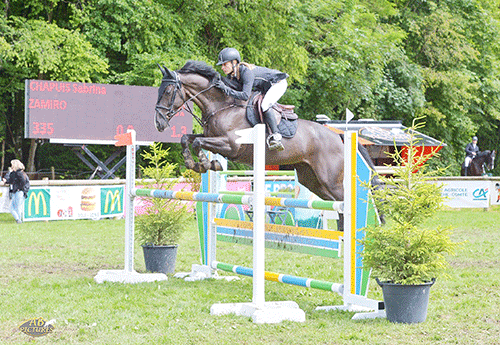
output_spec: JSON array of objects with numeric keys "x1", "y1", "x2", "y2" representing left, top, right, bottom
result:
[
  {"x1": 293, "y1": 0, "x2": 410, "y2": 120},
  {"x1": 390, "y1": 0, "x2": 500, "y2": 173},
  {"x1": 0, "y1": 15, "x2": 108, "y2": 171}
]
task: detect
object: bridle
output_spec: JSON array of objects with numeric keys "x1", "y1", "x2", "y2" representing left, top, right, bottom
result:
[
  {"x1": 155, "y1": 70, "x2": 214, "y2": 127},
  {"x1": 155, "y1": 69, "x2": 244, "y2": 128}
]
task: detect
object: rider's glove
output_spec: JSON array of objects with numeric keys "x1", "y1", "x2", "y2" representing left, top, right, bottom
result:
[{"x1": 213, "y1": 78, "x2": 230, "y2": 95}]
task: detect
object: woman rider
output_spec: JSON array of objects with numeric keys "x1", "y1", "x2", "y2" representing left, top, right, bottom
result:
[
  {"x1": 214, "y1": 47, "x2": 288, "y2": 151},
  {"x1": 464, "y1": 136, "x2": 479, "y2": 176}
]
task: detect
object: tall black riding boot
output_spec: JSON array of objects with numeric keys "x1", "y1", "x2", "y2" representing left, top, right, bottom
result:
[
  {"x1": 263, "y1": 108, "x2": 284, "y2": 151},
  {"x1": 464, "y1": 166, "x2": 468, "y2": 176}
]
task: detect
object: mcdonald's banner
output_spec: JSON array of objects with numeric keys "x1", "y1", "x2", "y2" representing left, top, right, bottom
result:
[
  {"x1": 21, "y1": 185, "x2": 124, "y2": 222},
  {"x1": 100, "y1": 187, "x2": 124, "y2": 216}
]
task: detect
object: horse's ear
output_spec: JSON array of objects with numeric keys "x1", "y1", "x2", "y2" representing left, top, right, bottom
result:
[
  {"x1": 157, "y1": 63, "x2": 166, "y2": 76},
  {"x1": 161, "y1": 65, "x2": 177, "y2": 80}
]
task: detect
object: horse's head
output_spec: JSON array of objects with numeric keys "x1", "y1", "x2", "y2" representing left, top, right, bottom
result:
[
  {"x1": 487, "y1": 150, "x2": 496, "y2": 171},
  {"x1": 155, "y1": 61, "x2": 225, "y2": 132},
  {"x1": 155, "y1": 64, "x2": 185, "y2": 132}
]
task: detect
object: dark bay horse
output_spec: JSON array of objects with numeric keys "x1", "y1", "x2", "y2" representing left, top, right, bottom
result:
[
  {"x1": 461, "y1": 150, "x2": 496, "y2": 176},
  {"x1": 154, "y1": 60, "x2": 376, "y2": 202}
]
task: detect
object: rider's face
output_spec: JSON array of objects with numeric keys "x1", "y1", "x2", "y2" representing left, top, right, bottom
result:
[{"x1": 221, "y1": 61, "x2": 234, "y2": 75}]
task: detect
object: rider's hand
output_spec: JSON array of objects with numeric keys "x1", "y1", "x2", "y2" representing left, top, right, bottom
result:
[{"x1": 213, "y1": 78, "x2": 230, "y2": 95}]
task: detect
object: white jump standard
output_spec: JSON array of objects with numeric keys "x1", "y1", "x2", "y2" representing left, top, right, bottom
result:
[{"x1": 94, "y1": 130, "x2": 168, "y2": 284}]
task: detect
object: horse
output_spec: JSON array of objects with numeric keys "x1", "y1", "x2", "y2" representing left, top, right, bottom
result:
[
  {"x1": 154, "y1": 60, "x2": 380, "y2": 205},
  {"x1": 461, "y1": 150, "x2": 496, "y2": 176}
]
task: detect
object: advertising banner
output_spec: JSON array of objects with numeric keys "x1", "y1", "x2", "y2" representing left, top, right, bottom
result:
[
  {"x1": 438, "y1": 180, "x2": 490, "y2": 208},
  {"x1": 0, "y1": 187, "x2": 10, "y2": 213},
  {"x1": 24, "y1": 185, "x2": 124, "y2": 221},
  {"x1": 491, "y1": 181, "x2": 500, "y2": 206}
]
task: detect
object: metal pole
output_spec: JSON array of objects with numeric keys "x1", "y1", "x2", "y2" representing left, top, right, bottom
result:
[
  {"x1": 124, "y1": 130, "x2": 136, "y2": 273},
  {"x1": 252, "y1": 124, "x2": 266, "y2": 307}
]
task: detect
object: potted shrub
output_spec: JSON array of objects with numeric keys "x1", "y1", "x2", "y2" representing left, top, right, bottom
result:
[
  {"x1": 361, "y1": 119, "x2": 461, "y2": 323},
  {"x1": 136, "y1": 142, "x2": 194, "y2": 274}
]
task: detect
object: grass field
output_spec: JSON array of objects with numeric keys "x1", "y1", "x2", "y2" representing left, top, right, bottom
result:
[{"x1": 0, "y1": 208, "x2": 499, "y2": 344}]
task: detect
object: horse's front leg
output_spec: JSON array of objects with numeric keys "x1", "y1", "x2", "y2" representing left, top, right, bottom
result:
[
  {"x1": 192, "y1": 136, "x2": 243, "y2": 173},
  {"x1": 181, "y1": 134, "x2": 220, "y2": 173},
  {"x1": 181, "y1": 134, "x2": 204, "y2": 171}
]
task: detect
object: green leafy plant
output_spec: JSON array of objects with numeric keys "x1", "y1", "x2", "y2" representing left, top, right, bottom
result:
[
  {"x1": 136, "y1": 143, "x2": 193, "y2": 246},
  {"x1": 361, "y1": 119, "x2": 462, "y2": 284}
]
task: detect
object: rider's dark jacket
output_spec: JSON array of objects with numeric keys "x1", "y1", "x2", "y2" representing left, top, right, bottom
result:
[
  {"x1": 221, "y1": 64, "x2": 288, "y2": 101},
  {"x1": 465, "y1": 142, "x2": 480, "y2": 158}
]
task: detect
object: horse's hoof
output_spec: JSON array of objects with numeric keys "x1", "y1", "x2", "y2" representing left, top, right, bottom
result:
[
  {"x1": 196, "y1": 163, "x2": 207, "y2": 174},
  {"x1": 211, "y1": 160, "x2": 223, "y2": 171},
  {"x1": 185, "y1": 160, "x2": 195, "y2": 170},
  {"x1": 201, "y1": 160, "x2": 211, "y2": 171}
]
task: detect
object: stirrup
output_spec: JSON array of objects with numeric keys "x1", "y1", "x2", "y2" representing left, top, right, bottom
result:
[{"x1": 267, "y1": 134, "x2": 284, "y2": 151}]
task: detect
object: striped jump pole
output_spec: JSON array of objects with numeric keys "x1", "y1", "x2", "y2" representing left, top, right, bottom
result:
[
  {"x1": 132, "y1": 189, "x2": 344, "y2": 212},
  {"x1": 198, "y1": 130, "x2": 385, "y2": 321},
  {"x1": 212, "y1": 261, "x2": 343, "y2": 294},
  {"x1": 219, "y1": 170, "x2": 295, "y2": 176},
  {"x1": 205, "y1": 124, "x2": 306, "y2": 323}
]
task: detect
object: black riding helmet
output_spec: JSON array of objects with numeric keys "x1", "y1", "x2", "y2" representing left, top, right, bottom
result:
[{"x1": 216, "y1": 48, "x2": 241, "y2": 65}]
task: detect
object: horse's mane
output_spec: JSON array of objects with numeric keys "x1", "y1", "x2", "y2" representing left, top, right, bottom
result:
[
  {"x1": 178, "y1": 60, "x2": 219, "y2": 80},
  {"x1": 477, "y1": 150, "x2": 491, "y2": 158}
]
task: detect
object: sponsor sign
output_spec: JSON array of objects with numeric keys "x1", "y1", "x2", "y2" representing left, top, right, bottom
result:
[
  {"x1": 22, "y1": 185, "x2": 124, "y2": 221},
  {"x1": 438, "y1": 180, "x2": 490, "y2": 208},
  {"x1": 101, "y1": 187, "x2": 124, "y2": 216},
  {"x1": 0, "y1": 187, "x2": 10, "y2": 213},
  {"x1": 491, "y1": 181, "x2": 500, "y2": 206},
  {"x1": 26, "y1": 189, "x2": 51, "y2": 218}
]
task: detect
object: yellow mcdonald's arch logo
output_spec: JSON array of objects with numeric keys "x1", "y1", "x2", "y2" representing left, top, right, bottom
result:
[
  {"x1": 28, "y1": 191, "x2": 48, "y2": 216},
  {"x1": 104, "y1": 190, "x2": 122, "y2": 213}
]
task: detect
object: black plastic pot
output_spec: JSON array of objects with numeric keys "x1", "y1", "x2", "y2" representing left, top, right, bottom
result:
[
  {"x1": 376, "y1": 278, "x2": 436, "y2": 324},
  {"x1": 142, "y1": 244, "x2": 178, "y2": 274}
]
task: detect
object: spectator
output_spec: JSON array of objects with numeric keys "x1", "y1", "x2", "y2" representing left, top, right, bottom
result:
[{"x1": 2, "y1": 160, "x2": 30, "y2": 223}]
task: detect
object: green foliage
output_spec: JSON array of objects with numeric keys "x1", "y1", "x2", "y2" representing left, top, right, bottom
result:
[
  {"x1": 3, "y1": 0, "x2": 500, "y2": 176},
  {"x1": 296, "y1": 0, "x2": 407, "y2": 119},
  {"x1": 361, "y1": 119, "x2": 462, "y2": 284},
  {"x1": 392, "y1": 0, "x2": 500, "y2": 174},
  {"x1": 1, "y1": 17, "x2": 108, "y2": 82},
  {"x1": 135, "y1": 143, "x2": 193, "y2": 246},
  {"x1": 181, "y1": 168, "x2": 202, "y2": 193}
]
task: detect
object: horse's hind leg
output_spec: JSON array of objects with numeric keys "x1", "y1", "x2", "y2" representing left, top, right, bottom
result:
[{"x1": 294, "y1": 161, "x2": 344, "y2": 202}]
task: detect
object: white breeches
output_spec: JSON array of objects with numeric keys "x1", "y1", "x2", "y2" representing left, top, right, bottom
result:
[
  {"x1": 261, "y1": 79, "x2": 288, "y2": 112},
  {"x1": 465, "y1": 156, "x2": 472, "y2": 167}
]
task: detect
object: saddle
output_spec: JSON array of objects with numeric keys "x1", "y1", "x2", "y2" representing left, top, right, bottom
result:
[{"x1": 245, "y1": 92, "x2": 298, "y2": 138}]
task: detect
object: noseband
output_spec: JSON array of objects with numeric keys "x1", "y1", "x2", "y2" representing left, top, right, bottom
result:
[{"x1": 155, "y1": 71, "x2": 184, "y2": 124}]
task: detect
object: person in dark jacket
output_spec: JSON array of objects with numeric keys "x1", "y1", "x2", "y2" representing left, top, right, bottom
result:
[
  {"x1": 214, "y1": 47, "x2": 288, "y2": 151},
  {"x1": 464, "y1": 136, "x2": 480, "y2": 176},
  {"x1": 2, "y1": 159, "x2": 30, "y2": 223}
]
